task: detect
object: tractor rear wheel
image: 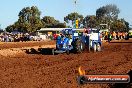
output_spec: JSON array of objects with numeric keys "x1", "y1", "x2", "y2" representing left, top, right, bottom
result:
[{"x1": 76, "y1": 39, "x2": 84, "y2": 53}]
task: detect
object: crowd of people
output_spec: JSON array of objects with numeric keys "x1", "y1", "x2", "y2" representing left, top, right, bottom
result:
[
  {"x1": 0, "y1": 30, "x2": 131, "y2": 42},
  {"x1": 100, "y1": 31, "x2": 130, "y2": 42},
  {"x1": 0, "y1": 32, "x2": 33, "y2": 42}
]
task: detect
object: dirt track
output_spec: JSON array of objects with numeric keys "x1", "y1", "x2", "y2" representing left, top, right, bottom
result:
[{"x1": 0, "y1": 40, "x2": 132, "y2": 88}]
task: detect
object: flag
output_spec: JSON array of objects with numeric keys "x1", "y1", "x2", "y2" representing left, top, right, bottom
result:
[{"x1": 73, "y1": 20, "x2": 78, "y2": 28}]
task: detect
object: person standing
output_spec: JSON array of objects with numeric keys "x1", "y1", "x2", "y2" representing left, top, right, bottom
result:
[
  {"x1": 123, "y1": 32, "x2": 125, "y2": 39},
  {"x1": 113, "y1": 32, "x2": 116, "y2": 40},
  {"x1": 108, "y1": 32, "x2": 111, "y2": 43}
]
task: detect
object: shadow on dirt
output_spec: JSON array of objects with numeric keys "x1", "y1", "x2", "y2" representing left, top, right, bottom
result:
[
  {"x1": 24, "y1": 46, "x2": 101, "y2": 55},
  {"x1": 25, "y1": 48, "x2": 55, "y2": 55},
  {"x1": 108, "y1": 70, "x2": 132, "y2": 88}
]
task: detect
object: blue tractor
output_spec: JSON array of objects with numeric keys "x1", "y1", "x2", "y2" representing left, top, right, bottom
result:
[
  {"x1": 52, "y1": 28, "x2": 101, "y2": 55},
  {"x1": 52, "y1": 29, "x2": 84, "y2": 54}
]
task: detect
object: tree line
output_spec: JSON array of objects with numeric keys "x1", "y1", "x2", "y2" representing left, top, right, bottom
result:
[
  {"x1": 6, "y1": 4, "x2": 130, "y2": 33},
  {"x1": 6, "y1": 6, "x2": 66, "y2": 33}
]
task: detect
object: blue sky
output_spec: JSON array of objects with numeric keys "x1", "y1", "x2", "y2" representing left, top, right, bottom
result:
[{"x1": 0, "y1": 0, "x2": 132, "y2": 29}]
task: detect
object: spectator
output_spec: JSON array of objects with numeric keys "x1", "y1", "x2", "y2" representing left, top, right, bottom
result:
[
  {"x1": 123, "y1": 32, "x2": 125, "y2": 39},
  {"x1": 108, "y1": 32, "x2": 111, "y2": 43},
  {"x1": 113, "y1": 32, "x2": 116, "y2": 40}
]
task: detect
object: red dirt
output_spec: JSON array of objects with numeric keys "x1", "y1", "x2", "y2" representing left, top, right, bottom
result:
[
  {"x1": 0, "y1": 40, "x2": 55, "y2": 49},
  {"x1": 0, "y1": 39, "x2": 132, "y2": 88}
]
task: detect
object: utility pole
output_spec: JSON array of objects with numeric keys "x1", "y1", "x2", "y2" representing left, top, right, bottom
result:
[
  {"x1": 74, "y1": 0, "x2": 77, "y2": 13},
  {"x1": 74, "y1": 0, "x2": 78, "y2": 28}
]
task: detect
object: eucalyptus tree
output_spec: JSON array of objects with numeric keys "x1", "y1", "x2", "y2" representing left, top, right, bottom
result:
[{"x1": 64, "y1": 12, "x2": 83, "y2": 28}]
